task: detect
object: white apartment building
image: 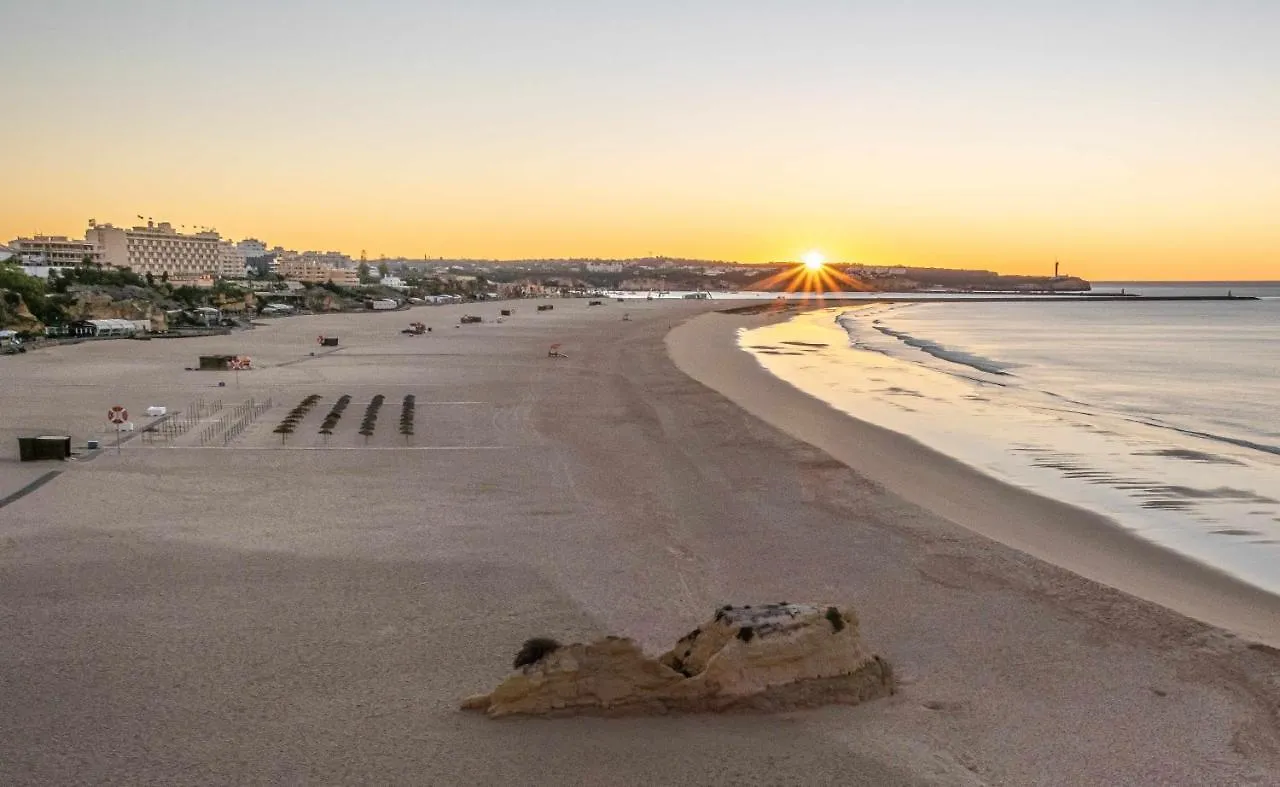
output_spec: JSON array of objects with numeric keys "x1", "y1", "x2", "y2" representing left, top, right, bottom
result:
[
  {"x1": 218, "y1": 241, "x2": 248, "y2": 279},
  {"x1": 236, "y1": 238, "x2": 268, "y2": 258},
  {"x1": 8, "y1": 235, "x2": 104, "y2": 267},
  {"x1": 86, "y1": 221, "x2": 221, "y2": 280}
]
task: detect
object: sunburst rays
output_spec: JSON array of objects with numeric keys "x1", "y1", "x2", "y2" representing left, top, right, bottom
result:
[{"x1": 748, "y1": 261, "x2": 872, "y2": 307}]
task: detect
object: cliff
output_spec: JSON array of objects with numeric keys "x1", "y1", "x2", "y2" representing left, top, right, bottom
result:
[
  {"x1": 462, "y1": 603, "x2": 894, "y2": 717},
  {"x1": 0, "y1": 292, "x2": 43, "y2": 332},
  {"x1": 60, "y1": 286, "x2": 171, "y2": 330}
]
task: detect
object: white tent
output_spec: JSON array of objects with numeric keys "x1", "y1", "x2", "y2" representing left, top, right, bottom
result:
[{"x1": 87, "y1": 319, "x2": 137, "y2": 337}]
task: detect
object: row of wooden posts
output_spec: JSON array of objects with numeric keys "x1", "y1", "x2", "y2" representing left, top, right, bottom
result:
[
  {"x1": 197, "y1": 397, "x2": 273, "y2": 447},
  {"x1": 143, "y1": 396, "x2": 222, "y2": 443}
]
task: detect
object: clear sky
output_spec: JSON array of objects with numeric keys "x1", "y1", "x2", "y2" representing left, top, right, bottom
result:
[{"x1": 2, "y1": 1, "x2": 1277, "y2": 279}]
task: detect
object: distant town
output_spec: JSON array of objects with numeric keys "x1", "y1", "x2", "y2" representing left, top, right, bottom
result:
[{"x1": 0, "y1": 217, "x2": 1089, "y2": 339}]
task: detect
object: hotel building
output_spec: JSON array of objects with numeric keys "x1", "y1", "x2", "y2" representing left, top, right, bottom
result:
[
  {"x1": 278, "y1": 253, "x2": 359, "y2": 286},
  {"x1": 7, "y1": 235, "x2": 104, "y2": 267},
  {"x1": 85, "y1": 220, "x2": 222, "y2": 280},
  {"x1": 218, "y1": 241, "x2": 248, "y2": 279}
]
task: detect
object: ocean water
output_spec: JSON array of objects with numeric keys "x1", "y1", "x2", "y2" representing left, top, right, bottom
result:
[{"x1": 739, "y1": 284, "x2": 1280, "y2": 595}]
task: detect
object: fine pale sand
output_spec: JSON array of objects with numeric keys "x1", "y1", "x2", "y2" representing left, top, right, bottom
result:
[{"x1": 2, "y1": 301, "x2": 1279, "y2": 785}]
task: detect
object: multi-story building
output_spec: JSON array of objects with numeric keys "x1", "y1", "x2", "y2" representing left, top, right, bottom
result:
[
  {"x1": 86, "y1": 220, "x2": 220, "y2": 280},
  {"x1": 328, "y1": 268, "x2": 359, "y2": 287},
  {"x1": 218, "y1": 242, "x2": 248, "y2": 279},
  {"x1": 304, "y1": 250, "x2": 354, "y2": 269},
  {"x1": 278, "y1": 253, "x2": 358, "y2": 286},
  {"x1": 277, "y1": 254, "x2": 327, "y2": 282},
  {"x1": 8, "y1": 235, "x2": 104, "y2": 267},
  {"x1": 236, "y1": 238, "x2": 268, "y2": 259}
]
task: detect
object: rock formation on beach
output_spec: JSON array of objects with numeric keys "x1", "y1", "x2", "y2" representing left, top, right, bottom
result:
[{"x1": 462, "y1": 603, "x2": 894, "y2": 718}]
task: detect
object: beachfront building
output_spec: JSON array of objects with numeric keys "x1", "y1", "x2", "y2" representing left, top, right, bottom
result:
[
  {"x1": 67, "y1": 318, "x2": 140, "y2": 338},
  {"x1": 328, "y1": 268, "x2": 359, "y2": 286},
  {"x1": 278, "y1": 253, "x2": 358, "y2": 286},
  {"x1": 8, "y1": 235, "x2": 104, "y2": 268},
  {"x1": 277, "y1": 253, "x2": 329, "y2": 282},
  {"x1": 86, "y1": 220, "x2": 221, "y2": 280},
  {"x1": 218, "y1": 241, "x2": 248, "y2": 279}
]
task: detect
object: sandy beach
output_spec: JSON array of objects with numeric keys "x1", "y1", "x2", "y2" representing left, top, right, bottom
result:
[
  {"x1": 671, "y1": 308, "x2": 1280, "y2": 648},
  {"x1": 3, "y1": 300, "x2": 1280, "y2": 785}
]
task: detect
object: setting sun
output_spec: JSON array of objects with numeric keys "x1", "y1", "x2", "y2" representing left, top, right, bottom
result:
[{"x1": 802, "y1": 251, "x2": 826, "y2": 270}]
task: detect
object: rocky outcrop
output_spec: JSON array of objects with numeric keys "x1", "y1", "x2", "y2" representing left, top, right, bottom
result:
[
  {"x1": 0, "y1": 293, "x2": 43, "y2": 331},
  {"x1": 462, "y1": 603, "x2": 894, "y2": 718},
  {"x1": 63, "y1": 288, "x2": 169, "y2": 331}
]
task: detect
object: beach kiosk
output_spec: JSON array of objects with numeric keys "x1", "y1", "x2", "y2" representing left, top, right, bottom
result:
[
  {"x1": 198, "y1": 354, "x2": 237, "y2": 371},
  {"x1": 17, "y1": 434, "x2": 72, "y2": 461}
]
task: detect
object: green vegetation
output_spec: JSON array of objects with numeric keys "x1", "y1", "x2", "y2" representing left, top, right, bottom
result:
[
  {"x1": 212, "y1": 278, "x2": 246, "y2": 298},
  {"x1": 48, "y1": 265, "x2": 147, "y2": 291},
  {"x1": 0, "y1": 262, "x2": 65, "y2": 325},
  {"x1": 170, "y1": 285, "x2": 204, "y2": 309}
]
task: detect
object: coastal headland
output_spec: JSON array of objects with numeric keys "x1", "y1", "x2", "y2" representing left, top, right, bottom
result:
[{"x1": 2, "y1": 299, "x2": 1279, "y2": 784}]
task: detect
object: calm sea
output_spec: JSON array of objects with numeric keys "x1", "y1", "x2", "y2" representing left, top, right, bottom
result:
[{"x1": 739, "y1": 283, "x2": 1280, "y2": 595}]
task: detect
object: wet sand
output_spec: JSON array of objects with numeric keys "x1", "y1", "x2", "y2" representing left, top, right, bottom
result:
[
  {"x1": 2, "y1": 301, "x2": 1279, "y2": 785},
  {"x1": 670, "y1": 309, "x2": 1280, "y2": 648}
]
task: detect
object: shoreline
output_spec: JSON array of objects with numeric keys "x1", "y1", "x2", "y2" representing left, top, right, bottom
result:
[{"x1": 667, "y1": 308, "x2": 1280, "y2": 648}]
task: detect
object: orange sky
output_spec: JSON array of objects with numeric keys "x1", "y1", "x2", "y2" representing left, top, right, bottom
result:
[{"x1": 2, "y1": 2, "x2": 1277, "y2": 280}]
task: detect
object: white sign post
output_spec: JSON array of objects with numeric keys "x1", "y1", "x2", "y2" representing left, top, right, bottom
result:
[{"x1": 108, "y1": 405, "x2": 128, "y2": 454}]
